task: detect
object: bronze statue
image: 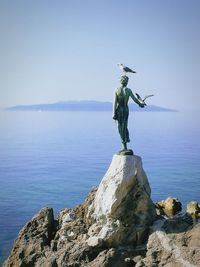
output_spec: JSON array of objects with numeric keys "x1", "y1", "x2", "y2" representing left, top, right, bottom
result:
[{"x1": 113, "y1": 75, "x2": 152, "y2": 155}]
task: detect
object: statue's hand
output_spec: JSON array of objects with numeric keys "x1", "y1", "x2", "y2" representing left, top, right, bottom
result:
[{"x1": 139, "y1": 102, "x2": 145, "y2": 108}]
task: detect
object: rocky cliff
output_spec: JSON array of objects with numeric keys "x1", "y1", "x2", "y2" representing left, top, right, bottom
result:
[{"x1": 4, "y1": 155, "x2": 200, "y2": 267}]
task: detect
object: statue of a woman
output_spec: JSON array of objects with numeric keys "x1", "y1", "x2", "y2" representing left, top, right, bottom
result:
[{"x1": 112, "y1": 75, "x2": 145, "y2": 155}]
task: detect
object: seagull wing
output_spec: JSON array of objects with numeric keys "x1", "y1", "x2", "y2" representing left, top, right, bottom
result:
[
  {"x1": 123, "y1": 66, "x2": 136, "y2": 73},
  {"x1": 143, "y1": 94, "x2": 154, "y2": 101}
]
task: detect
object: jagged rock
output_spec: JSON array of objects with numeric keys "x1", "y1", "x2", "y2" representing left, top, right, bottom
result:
[
  {"x1": 3, "y1": 207, "x2": 55, "y2": 267},
  {"x1": 162, "y1": 214, "x2": 194, "y2": 233},
  {"x1": 133, "y1": 255, "x2": 143, "y2": 264},
  {"x1": 156, "y1": 197, "x2": 182, "y2": 217},
  {"x1": 3, "y1": 188, "x2": 99, "y2": 267},
  {"x1": 187, "y1": 201, "x2": 200, "y2": 219},
  {"x1": 136, "y1": 218, "x2": 200, "y2": 267},
  {"x1": 87, "y1": 248, "x2": 127, "y2": 267},
  {"x1": 124, "y1": 257, "x2": 134, "y2": 266},
  {"x1": 3, "y1": 155, "x2": 156, "y2": 266},
  {"x1": 87, "y1": 236, "x2": 103, "y2": 247},
  {"x1": 62, "y1": 212, "x2": 76, "y2": 222},
  {"x1": 92, "y1": 155, "x2": 152, "y2": 220},
  {"x1": 87, "y1": 155, "x2": 156, "y2": 246}
]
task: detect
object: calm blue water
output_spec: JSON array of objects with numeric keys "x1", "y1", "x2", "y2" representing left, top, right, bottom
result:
[{"x1": 0, "y1": 110, "x2": 200, "y2": 264}]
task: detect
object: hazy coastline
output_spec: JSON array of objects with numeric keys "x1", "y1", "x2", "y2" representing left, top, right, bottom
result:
[{"x1": 5, "y1": 100, "x2": 177, "y2": 112}]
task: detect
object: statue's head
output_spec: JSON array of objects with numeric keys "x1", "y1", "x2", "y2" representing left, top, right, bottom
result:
[{"x1": 120, "y1": 75, "x2": 129, "y2": 86}]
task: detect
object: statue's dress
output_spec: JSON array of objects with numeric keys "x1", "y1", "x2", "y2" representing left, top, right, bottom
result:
[{"x1": 115, "y1": 88, "x2": 130, "y2": 144}]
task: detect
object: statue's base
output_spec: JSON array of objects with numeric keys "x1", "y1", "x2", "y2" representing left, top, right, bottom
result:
[
  {"x1": 117, "y1": 149, "x2": 134, "y2": 155},
  {"x1": 91, "y1": 153, "x2": 156, "y2": 247}
]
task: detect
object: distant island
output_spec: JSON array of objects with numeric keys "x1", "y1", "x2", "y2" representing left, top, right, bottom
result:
[{"x1": 6, "y1": 100, "x2": 177, "y2": 112}]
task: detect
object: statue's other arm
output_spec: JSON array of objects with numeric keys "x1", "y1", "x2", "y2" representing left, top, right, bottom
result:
[
  {"x1": 129, "y1": 89, "x2": 145, "y2": 108},
  {"x1": 113, "y1": 92, "x2": 118, "y2": 120}
]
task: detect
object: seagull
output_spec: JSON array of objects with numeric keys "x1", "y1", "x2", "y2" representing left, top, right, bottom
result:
[
  {"x1": 135, "y1": 93, "x2": 154, "y2": 105},
  {"x1": 117, "y1": 63, "x2": 136, "y2": 75}
]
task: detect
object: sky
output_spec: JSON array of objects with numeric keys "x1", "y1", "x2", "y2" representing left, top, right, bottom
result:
[{"x1": 0, "y1": 0, "x2": 199, "y2": 110}]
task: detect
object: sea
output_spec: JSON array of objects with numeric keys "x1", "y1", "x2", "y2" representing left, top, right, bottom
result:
[{"x1": 0, "y1": 110, "x2": 200, "y2": 265}]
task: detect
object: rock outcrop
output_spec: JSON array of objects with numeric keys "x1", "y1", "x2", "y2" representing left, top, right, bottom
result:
[
  {"x1": 135, "y1": 216, "x2": 200, "y2": 267},
  {"x1": 3, "y1": 207, "x2": 55, "y2": 267},
  {"x1": 187, "y1": 201, "x2": 200, "y2": 219},
  {"x1": 4, "y1": 188, "x2": 98, "y2": 267},
  {"x1": 3, "y1": 154, "x2": 200, "y2": 267},
  {"x1": 4, "y1": 154, "x2": 156, "y2": 267},
  {"x1": 87, "y1": 155, "x2": 156, "y2": 247},
  {"x1": 156, "y1": 197, "x2": 182, "y2": 217}
]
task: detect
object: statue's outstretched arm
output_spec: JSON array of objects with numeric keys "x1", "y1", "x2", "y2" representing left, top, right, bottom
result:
[{"x1": 129, "y1": 89, "x2": 145, "y2": 108}]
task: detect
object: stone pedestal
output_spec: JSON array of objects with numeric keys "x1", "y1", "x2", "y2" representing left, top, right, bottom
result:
[{"x1": 88, "y1": 154, "x2": 156, "y2": 246}]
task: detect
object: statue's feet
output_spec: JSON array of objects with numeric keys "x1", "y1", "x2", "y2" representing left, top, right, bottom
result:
[{"x1": 117, "y1": 149, "x2": 134, "y2": 156}]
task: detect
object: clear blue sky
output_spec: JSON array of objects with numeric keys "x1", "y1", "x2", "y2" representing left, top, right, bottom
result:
[{"x1": 0, "y1": 0, "x2": 199, "y2": 110}]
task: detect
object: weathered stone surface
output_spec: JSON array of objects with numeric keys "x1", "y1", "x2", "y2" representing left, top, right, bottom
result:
[
  {"x1": 136, "y1": 218, "x2": 200, "y2": 267},
  {"x1": 87, "y1": 236, "x2": 103, "y2": 247},
  {"x1": 92, "y1": 155, "x2": 151, "y2": 220},
  {"x1": 3, "y1": 207, "x2": 55, "y2": 267},
  {"x1": 88, "y1": 155, "x2": 156, "y2": 246},
  {"x1": 187, "y1": 201, "x2": 200, "y2": 219},
  {"x1": 156, "y1": 197, "x2": 182, "y2": 217},
  {"x1": 87, "y1": 248, "x2": 127, "y2": 267}
]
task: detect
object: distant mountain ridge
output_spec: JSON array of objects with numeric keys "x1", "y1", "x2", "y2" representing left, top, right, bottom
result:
[{"x1": 6, "y1": 100, "x2": 177, "y2": 112}]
